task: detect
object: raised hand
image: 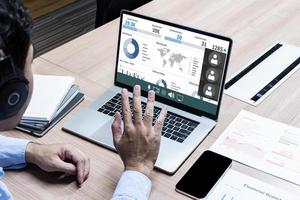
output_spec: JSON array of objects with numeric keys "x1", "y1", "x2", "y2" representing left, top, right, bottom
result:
[{"x1": 111, "y1": 85, "x2": 167, "y2": 177}]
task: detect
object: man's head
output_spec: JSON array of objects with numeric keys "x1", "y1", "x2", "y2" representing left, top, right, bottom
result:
[{"x1": 0, "y1": 0, "x2": 33, "y2": 130}]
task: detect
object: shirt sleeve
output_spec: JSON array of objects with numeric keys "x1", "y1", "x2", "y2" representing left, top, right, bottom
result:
[
  {"x1": 0, "y1": 135, "x2": 30, "y2": 169},
  {"x1": 0, "y1": 168, "x2": 13, "y2": 200},
  {"x1": 111, "y1": 170, "x2": 152, "y2": 200}
]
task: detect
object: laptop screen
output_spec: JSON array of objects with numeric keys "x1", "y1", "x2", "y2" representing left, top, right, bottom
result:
[{"x1": 115, "y1": 11, "x2": 232, "y2": 119}]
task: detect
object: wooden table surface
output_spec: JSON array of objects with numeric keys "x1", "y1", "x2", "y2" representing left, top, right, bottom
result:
[{"x1": 3, "y1": 0, "x2": 300, "y2": 199}]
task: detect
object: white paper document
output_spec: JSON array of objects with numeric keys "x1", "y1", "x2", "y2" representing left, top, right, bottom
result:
[
  {"x1": 23, "y1": 75, "x2": 74, "y2": 121},
  {"x1": 206, "y1": 169, "x2": 297, "y2": 200},
  {"x1": 210, "y1": 110, "x2": 300, "y2": 185}
]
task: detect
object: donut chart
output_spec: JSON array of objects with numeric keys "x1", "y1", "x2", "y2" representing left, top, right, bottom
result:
[
  {"x1": 123, "y1": 38, "x2": 139, "y2": 59},
  {"x1": 156, "y1": 79, "x2": 167, "y2": 88}
]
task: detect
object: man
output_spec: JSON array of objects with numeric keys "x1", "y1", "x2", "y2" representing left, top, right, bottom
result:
[
  {"x1": 0, "y1": 1, "x2": 90, "y2": 199},
  {"x1": 0, "y1": 1, "x2": 167, "y2": 200}
]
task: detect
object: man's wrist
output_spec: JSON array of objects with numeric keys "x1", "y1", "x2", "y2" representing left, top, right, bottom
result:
[
  {"x1": 125, "y1": 163, "x2": 153, "y2": 178},
  {"x1": 25, "y1": 142, "x2": 40, "y2": 164}
]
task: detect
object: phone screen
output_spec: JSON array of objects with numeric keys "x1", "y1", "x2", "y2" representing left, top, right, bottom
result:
[{"x1": 176, "y1": 150, "x2": 232, "y2": 199}]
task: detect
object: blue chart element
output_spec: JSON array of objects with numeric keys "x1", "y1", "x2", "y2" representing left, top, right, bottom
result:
[
  {"x1": 156, "y1": 79, "x2": 167, "y2": 88},
  {"x1": 122, "y1": 25, "x2": 138, "y2": 31},
  {"x1": 164, "y1": 36, "x2": 182, "y2": 44},
  {"x1": 123, "y1": 38, "x2": 139, "y2": 59}
]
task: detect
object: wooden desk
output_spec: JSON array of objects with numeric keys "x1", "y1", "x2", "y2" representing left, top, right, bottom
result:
[{"x1": 3, "y1": 0, "x2": 300, "y2": 199}]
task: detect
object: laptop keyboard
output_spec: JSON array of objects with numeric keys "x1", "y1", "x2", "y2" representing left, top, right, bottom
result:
[{"x1": 97, "y1": 93, "x2": 200, "y2": 143}]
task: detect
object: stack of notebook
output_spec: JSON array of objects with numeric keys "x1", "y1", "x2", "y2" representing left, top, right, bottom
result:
[{"x1": 16, "y1": 75, "x2": 84, "y2": 136}]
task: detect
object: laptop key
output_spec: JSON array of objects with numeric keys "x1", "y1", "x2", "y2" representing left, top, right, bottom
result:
[
  {"x1": 182, "y1": 119, "x2": 189, "y2": 124},
  {"x1": 103, "y1": 105, "x2": 114, "y2": 111},
  {"x1": 177, "y1": 138, "x2": 184, "y2": 143},
  {"x1": 98, "y1": 108, "x2": 105, "y2": 112},
  {"x1": 166, "y1": 124, "x2": 174, "y2": 129},
  {"x1": 111, "y1": 98, "x2": 118, "y2": 103},
  {"x1": 169, "y1": 115, "x2": 176, "y2": 120},
  {"x1": 170, "y1": 136, "x2": 178, "y2": 141},
  {"x1": 170, "y1": 120, "x2": 176, "y2": 124},
  {"x1": 165, "y1": 128, "x2": 171, "y2": 133},
  {"x1": 116, "y1": 105, "x2": 121, "y2": 110},
  {"x1": 175, "y1": 118, "x2": 183, "y2": 123},
  {"x1": 179, "y1": 129, "x2": 189, "y2": 135},
  {"x1": 105, "y1": 102, "x2": 115, "y2": 108},
  {"x1": 103, "y1": 110, "x2": 109, "y2": 115},
  {"x1": 173, "y1": 127, "x2": 179, "y2": 131},
  {"x1": 175, "y1": 122, "x2": 181, "y2": 127},
  {"x1": 181, "y1": 124, "x2": 188, "y2": 129},
  {"x1": 164, "y1": 133, "x2": 171, "y2": 138},
  {"x1": 173, "y1": 131, "x2": 187, "y2": 139},
  {"x1": 112, "y1": 95, "x2": 119, "y2": 100},
  {"x1": 187, "y1": 127, "x2": 194, "y2": 132},
  {"x1": 107, "y1": 112, "x2": 115, "y2": 116},
  {"x1": 188, "y1": 121, "x2": 199, "y2": 127}
]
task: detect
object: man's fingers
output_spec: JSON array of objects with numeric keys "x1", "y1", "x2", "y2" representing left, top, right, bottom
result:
[
  {"x1": 52, "y1": 159, "x2": 76, "y2": 175},
  {"x1": 84, "y1": 158, "x2": 90, "y2": 182},
  {"x1": 112, "y1": 112, "x2": 123, "y2": 146},
  {"x1": 64, "y1": 146, "x2": 90, "y2": 185},
  {"x1": 121, "y1": 88, "x2": 133, "y2": 126},
  {"x1": 154, "y1": 106, "x2": 168, "y2": 133},
  {"x1": 144, "y1": 90, "x2": 155, "y2": 127},
  {"x1": 132, "y1": 85, "x2": 143, "y2": 125},
  {"x1": 76, "y1": 159, "x2": 85, "y2": 185}
]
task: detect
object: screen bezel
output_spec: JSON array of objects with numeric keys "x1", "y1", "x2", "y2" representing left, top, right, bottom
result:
[{"x1": 114, "y1": 10, "x2": 233, "y2": 120}]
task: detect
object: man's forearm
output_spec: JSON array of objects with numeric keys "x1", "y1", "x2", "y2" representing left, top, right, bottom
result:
[{"x1": 0, "y1": 135, "x2": 30, "y2": 169}]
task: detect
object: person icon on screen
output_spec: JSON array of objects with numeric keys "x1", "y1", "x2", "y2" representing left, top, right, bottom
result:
[
  {"x1": 205, "y1": 86, "x2": 213, "y2": 97},
  {"x1": 208, "y1": 70, "x2": 216, "y2": 81},
  {"x1": 210, "y1": 54, "x2": 218, "y2": 65}
]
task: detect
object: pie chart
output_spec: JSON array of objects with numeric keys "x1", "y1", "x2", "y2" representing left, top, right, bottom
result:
[
  {"x1": 123, "y1": 38, "x2": 139, "y2": 59},
  {"x1": 156, "y1": 79, "x2": 167, "y2": 88}
]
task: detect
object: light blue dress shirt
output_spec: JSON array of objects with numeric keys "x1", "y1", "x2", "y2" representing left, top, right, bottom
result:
[
  {"x1": 0, "y1": 135, "x2": 152, "y2": 200},
  {"x1": 0, "y1": 135, "x2": 29, "y2": 200},
  {"x1": 111, "y1": 170, "x2": 152, "y2": 200}
]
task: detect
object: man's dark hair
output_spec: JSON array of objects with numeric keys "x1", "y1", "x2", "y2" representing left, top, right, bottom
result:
[{"x1": 0, "y1": 0, "x2": 33, "y2": 70}]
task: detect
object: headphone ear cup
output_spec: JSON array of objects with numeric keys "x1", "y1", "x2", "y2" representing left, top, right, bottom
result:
[{"x1": 0, "y1": 80, "x2": 29, "y2": 119}]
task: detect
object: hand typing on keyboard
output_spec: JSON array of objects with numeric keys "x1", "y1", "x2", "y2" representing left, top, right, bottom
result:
[{"x1": 111, "y1": 85, "x2": 168, "y2": 177}]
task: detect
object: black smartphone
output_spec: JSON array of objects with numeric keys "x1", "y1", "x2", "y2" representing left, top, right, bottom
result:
[{"x1": 175, "y1": 150, "x2": 232, "y2": 199}]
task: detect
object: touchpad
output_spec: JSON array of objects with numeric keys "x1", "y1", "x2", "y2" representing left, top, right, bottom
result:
[
  {"x1": 63, "y1": 108, "x2": 112, "y2": 138},
  {"x1": 91, "y1": 118, "x2": 118, "y2": 151}
]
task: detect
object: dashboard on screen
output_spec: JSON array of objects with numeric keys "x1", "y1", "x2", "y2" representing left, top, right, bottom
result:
[{"x1": 115, "y1": 11, "x2": 231, "y2": 118}]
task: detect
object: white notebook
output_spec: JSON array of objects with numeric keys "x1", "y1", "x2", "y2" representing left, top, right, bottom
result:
[{"x1": 22, "y1": 75, "x2": 74, "y2": 121}]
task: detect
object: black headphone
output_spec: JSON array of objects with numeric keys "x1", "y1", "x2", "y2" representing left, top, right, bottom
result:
[{"x1": 0, "y1": 36, "x2": 29, "y2": 120}]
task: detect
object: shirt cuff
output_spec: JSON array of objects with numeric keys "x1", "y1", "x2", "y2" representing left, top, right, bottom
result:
[
  {"x1": 111, "y1": 170, "x2": 152, "y2": 200},
  {"x1": 0, "y1": 135, "x2": 30, "y2": 169}
]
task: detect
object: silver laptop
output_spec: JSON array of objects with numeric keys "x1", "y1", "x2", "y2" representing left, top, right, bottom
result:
[{"x1": 63, "y1": 10, "x2": 232, "y2": 174}]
